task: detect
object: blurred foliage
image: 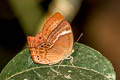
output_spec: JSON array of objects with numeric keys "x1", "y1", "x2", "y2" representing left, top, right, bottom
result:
[
  {"x1": 9, "y1": 0, "x2": 44, "y2": 35},
  {"x1": 8, "y1": 0, "x2": 82, "y2": 35},
  {"x1": 49, "y1": 0, "x2": 82, "y2": 22}
]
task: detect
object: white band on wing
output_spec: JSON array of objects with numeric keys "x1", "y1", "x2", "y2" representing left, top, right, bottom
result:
[{"x1": 53, "y1": 30, "x2": 71, "y2": 43}]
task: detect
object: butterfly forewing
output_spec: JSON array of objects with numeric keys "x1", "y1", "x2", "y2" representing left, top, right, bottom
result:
[{"x1": 42, "y1": 12, "x2": 64, "y2": 39}]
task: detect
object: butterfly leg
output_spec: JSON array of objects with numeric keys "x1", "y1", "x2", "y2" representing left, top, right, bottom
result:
[
  {"x1": 64, "y1": 49, "x2": 75, "y2": 66},
  {"x1": 65, "y1": 55, "x2": 75, "y2": 67},
  {"x1": 56, "y1": 60, "x2": 64, "y2": 71},
  {"x1": 69, "y1": 56, "x2": 75, "y2": 67}
]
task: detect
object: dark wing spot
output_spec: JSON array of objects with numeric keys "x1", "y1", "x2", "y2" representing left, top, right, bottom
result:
[
  {"x1": 38, "y1": 37, "x2": 41, "y2": 39},
  {"x1": 37, "y1": 55, "x2": 39, "y2": 57},
  {"x1": 38, "y1": 58, "x2": 39, "y2": 60},
  {"x1": 44, "y1": 43, "x2": 46, "y2": 45}
]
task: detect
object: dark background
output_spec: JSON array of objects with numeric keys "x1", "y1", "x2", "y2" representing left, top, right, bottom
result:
[{"x1": 0, "y1": 0, "x2": 120, "y2": 79}]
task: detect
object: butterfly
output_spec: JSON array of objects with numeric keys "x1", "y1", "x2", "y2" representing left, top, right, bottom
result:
[{"x1": 27, "y1": 12, "x2": 74, "y2": 65}]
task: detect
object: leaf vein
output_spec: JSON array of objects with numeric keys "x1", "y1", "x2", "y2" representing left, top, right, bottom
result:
[{"x1": 6, "y1": 65, "x2": 110, "y2": 80}]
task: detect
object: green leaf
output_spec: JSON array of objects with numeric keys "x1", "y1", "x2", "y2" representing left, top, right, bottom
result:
[{"x1": 0, "y1": 43, "x2": 116, "y2": 80}]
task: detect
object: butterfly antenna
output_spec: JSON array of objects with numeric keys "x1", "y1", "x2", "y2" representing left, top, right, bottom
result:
[{"x1": 76, "y1": 33, "x2": 83, "y2": 42}]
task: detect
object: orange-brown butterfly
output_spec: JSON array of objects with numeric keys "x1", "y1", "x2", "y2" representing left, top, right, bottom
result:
[{"x1": 27, "y1": 12, "x2": 74, "y2": 65}]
